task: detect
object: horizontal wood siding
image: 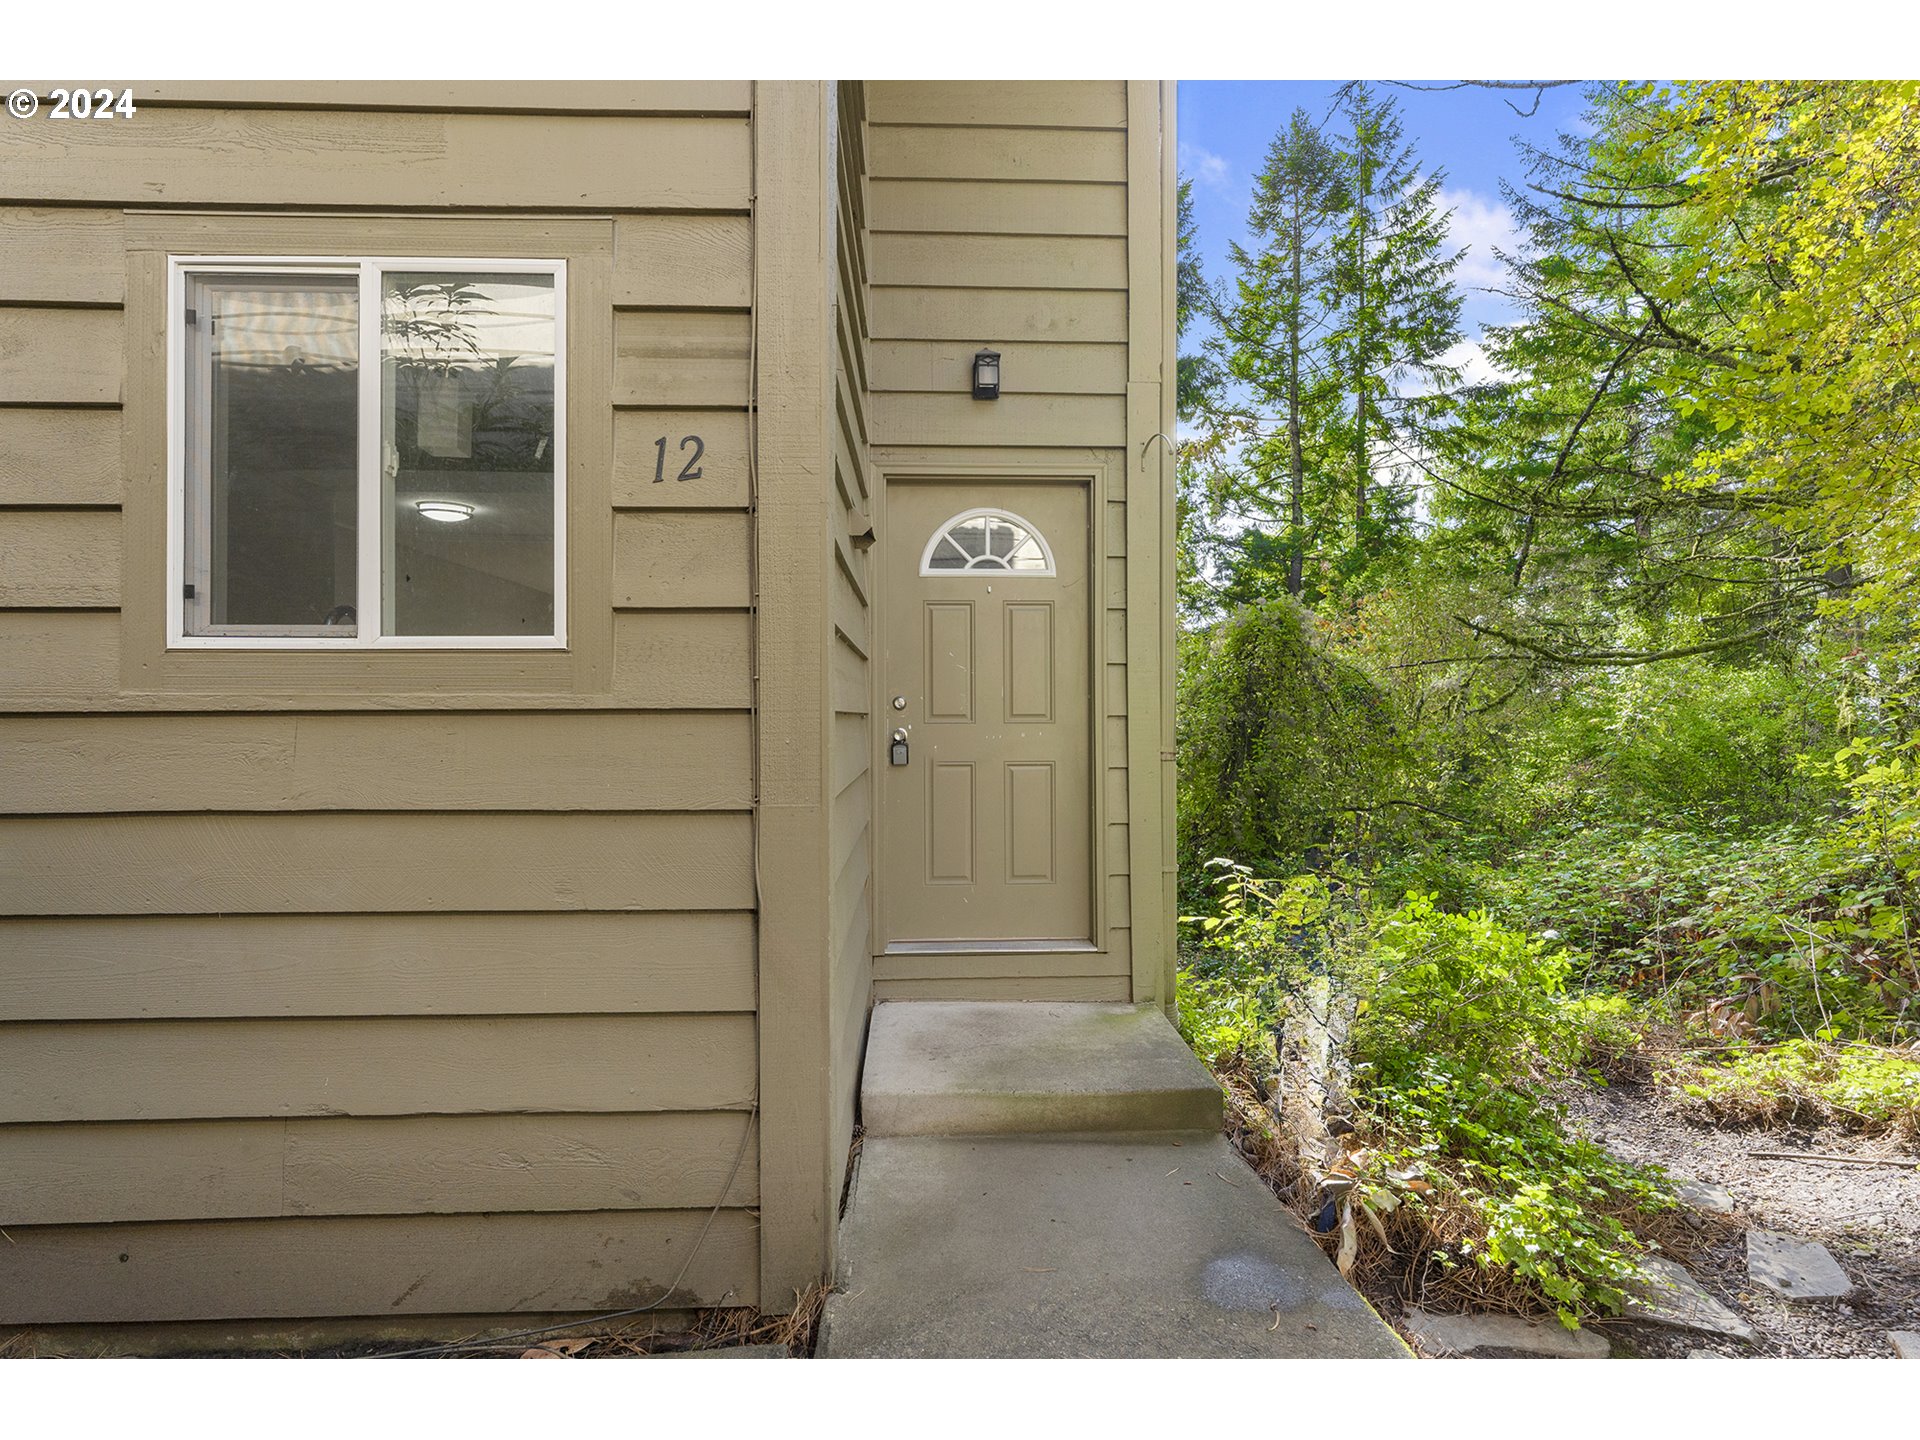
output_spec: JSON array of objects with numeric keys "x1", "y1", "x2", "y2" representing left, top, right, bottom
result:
[
  {"x1": 869, "y1": 340, "x2": 1127, "y2": 395},
  {"x1": 864, "y1": 82, "x2": 1137, "y2": 1000},
  {"x1": 866, "y1": 81, "x2": 1128, "y2": 130},
  {"x1": 0, "y1": 1112, "x2": 758, "y2": 1226},
  {"x1": 865, "y1": 179, "x2": 1127, "y2": 237},
  {"x1": 0, "y1": 712, "x2": 751, "y2": 813},
  {"x1": 0, "y1": 813, "x2": 752, "y2": 915},
  {"x1": 0, "y1": 207, "x2": 127, "y2": 304},
  {"x1": 0, "y1": 509, "x2": 120, "y2": 607},
  {"x1": 0, "y1": 1211, "x2": 759, "y2": 1324},
  {"x1": 0, "y1": 110, "x2": 750, "y2": 209},
  {"x1": 23, "y1": 82, "x2": 755, "y2": 115},
  {"x1": 1, "y1": 912, "x2": 756, "y2": 1020},
  {"x1": 0, "y1": 408, "x2": 121, "y2": 505},
  {"x1": 0, "y1": 307, "x2": 122, "y2": 404},
  {"x1": 612, "y1": 512, "x2": 752, "y2": 608},
  {"x1": 614, "y1": 215, "x2": 752, "y2": 308},
  {"x1": 0, "y1": 610, "x2": 752, "y2": 711},
  {"x1": 868, "y1": 127, "x2": 1125, "y2": 184},
  {"x1": 827, "y1": 84, "x2": 876, "y2": 1201},
  {"x1": 0, "y1": 88, "x2": 762, "y2": 1327},
  {"x1": 615, "y1": 312, "x2": 752, "y2": 407},
  {"x1": 870, "y1": 287, "x2": 1128, "y2": 344},
  {"x1": 871, "y1": 393, "x2": 1124, "y2": 448},
  {"x1": 1, "y1": 1016, "x2": 756, "y2": 1123},
  {"x1": 871, "y1": 234, "x2": 1128, "y2": 290}
]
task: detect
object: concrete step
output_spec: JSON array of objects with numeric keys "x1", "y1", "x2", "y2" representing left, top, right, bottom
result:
[
  {"x1": 860, "y1": 1000, "x2": 1223, "y2": 1138},
  {"x1": 819, "y1": 1132, "x2": 1410, "y2": 1358}
]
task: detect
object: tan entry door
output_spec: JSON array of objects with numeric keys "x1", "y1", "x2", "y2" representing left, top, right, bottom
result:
[{"x1": 881, "y1": 482, "x2": 1092, "y2": 947}]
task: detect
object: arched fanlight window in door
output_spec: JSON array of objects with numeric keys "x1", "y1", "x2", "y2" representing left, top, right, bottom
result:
[{"x1": 919, "y1": 508, "x2": 1057, "y2": 576}]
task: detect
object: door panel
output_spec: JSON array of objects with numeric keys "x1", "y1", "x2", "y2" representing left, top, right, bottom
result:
[
  {"x1": 928, "y1": 763, "x2": 976, "y2": 884},
  {"x1": 882, "y1": 482, "x2": 1091, "y2": 946},
  {"x1": 1004, "y1": 603, "x2": 1054, "y2": 723},
  {"x1": 1005, "y1": 763, "x2": 1056, "y2": 883},
  {"x1": 925, "y1": 603, "x2": 975, "y2": 722}
]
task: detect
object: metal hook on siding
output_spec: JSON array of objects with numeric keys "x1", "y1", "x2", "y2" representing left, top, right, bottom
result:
[{"x1": 1139, "y1": 431, "x2": 1177, "y2": 471}]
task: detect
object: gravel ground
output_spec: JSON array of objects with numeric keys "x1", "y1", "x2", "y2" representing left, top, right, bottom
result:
[{"x1": 1560, "y1": 1078, "x2": 1920, "y2": 1358}]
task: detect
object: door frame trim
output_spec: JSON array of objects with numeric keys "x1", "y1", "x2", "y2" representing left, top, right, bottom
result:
[{"x1": 870, "y1": 461, "x2": 1113, "y2": 964}]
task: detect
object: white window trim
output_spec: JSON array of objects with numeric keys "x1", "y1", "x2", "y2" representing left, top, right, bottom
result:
[
  {"x1": 165, "y1": 255, "x2": 568, "y2": 651},
  {"x1": 918, "y1": 506, "x2": 1058, "y2": 577}
]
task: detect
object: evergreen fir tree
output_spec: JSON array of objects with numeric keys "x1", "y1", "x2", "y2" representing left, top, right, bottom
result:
[
  {"x1": 1325, "y1": 83, "x2": 1465, "y2": 571},
  {"x1": 1175, "y1": 179, "x2": 1216, "y2": 419},
  {"x1": 1212, "y1": 108, "x2": 1344, "y2": 598}
]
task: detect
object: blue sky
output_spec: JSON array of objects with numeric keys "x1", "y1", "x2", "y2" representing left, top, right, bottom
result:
[{"x1": 1177, "y1": 81, "x2": 1597, "y2": 381}]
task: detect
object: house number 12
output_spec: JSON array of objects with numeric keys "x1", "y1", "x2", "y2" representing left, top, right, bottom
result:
[{"x1": 652, "y1": 435, "x2": 705, "y2": 483}]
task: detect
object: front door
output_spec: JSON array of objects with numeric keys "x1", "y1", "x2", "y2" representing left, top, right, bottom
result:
[{"x1": 880, "y1": 481, "x2": 1092, "y2": 947}]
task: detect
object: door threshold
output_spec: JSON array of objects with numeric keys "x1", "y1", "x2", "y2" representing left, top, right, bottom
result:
[{"x1": 883, "y1": 939, "x2": 1100, "y2": 956}]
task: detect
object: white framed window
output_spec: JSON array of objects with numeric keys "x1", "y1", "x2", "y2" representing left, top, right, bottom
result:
[
  {"x1": 167, "y1": 256, "x2": 567, "y2": 649},
  {"x1": 919, "y1": 508, "x2": 1056, "y2": 576}
]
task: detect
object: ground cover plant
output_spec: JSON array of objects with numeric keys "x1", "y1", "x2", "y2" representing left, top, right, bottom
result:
[{"x1": 1673, "y1": 1039, "x2": 1920, "y2": 1141}]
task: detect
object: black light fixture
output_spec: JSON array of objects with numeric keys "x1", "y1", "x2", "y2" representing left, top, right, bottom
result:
[{"x1": 971, "y1": 349, "x2": 1001, "y2": 400}]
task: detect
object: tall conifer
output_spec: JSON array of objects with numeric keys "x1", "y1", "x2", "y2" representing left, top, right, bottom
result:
[
  {"x1": 1216, "y1": 108, "x2": 1343, "y2": 596},
  {"x1": 1325, "y1": 83, "x2": 1465, "y2": 564}
]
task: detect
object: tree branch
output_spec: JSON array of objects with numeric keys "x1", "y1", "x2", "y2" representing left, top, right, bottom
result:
[
  {"x1": 1383, "y1": 79, "x2": 1581, "y2": 118},
  {"x1": 1450, "y1": 615, "x2": 1784, "y2": 667},
  {"x1": 1598, "y1": 230, "x2": 1742, "y2": 365},
  {"x1": 1514, "y1": 322, "x2": 1651, "y2": 587},
  {"x1": 1331, "y1": 799, "x2": 1470, "y2": 825}
]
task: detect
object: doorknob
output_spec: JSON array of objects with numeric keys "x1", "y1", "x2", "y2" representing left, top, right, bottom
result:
[{"x1": 890, "y1": 728, "x2": 910, "y2": 766}]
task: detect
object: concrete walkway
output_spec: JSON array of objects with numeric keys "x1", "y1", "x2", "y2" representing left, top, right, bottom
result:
[{"x1": 818, "y1": 1002, "x2": 1408, "y2": 1359}]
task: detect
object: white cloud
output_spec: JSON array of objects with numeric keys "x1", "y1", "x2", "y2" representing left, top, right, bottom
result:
[
  {"x1": 1179, "y1": 141, "x2": 1231, "y2": 193},
  {"x1": 1435, "y1": 338, "x2": 1512, "y2": 388},
  {"x1": 1440, "y1": 187, "x2": 1521, "y2": 298},
  {"x1": 1392, "y1": 338, "x2": 1513, "y2": 401}
]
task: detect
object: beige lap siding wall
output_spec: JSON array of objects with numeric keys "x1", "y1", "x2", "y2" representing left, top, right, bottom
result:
[
  {"x1": 861, "y1": 80, "x2": 1173, "y2": 1005},
  {"x1": 827, "y1": 82, "x2": 878, "y2": 1210},
  {"x1": 0, "y1": 82, "x2": 764, "y2": 1326}
]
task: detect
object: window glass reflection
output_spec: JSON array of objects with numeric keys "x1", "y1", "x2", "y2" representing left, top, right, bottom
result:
[{"x1": 381, "y1": 272, "x2": 557, "y2": 637}]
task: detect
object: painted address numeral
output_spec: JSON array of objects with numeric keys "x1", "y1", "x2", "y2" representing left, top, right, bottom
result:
[{"x1": 652, "y1": 434, "x2": 706, "y2": 483}]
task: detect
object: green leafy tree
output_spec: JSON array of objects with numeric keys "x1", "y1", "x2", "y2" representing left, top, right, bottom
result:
[{"x1": 1428, "y1": 83, "x2": 1918, "y2": 680}]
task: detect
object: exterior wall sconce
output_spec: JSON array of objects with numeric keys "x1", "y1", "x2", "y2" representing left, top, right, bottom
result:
[{"x1": 972, "y1": 349, "x2": 1001, "y2": 400}]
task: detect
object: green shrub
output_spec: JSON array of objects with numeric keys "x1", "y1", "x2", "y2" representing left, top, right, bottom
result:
[
  {"x1": 1176, "y1": 861, "x2": 1339, "y2": 1068},
  {"x1": 1678, "y1": 1037, "x2": 1920, "y2": 1136},
  {"x1": 1335, "y1": 894, "x2": 1670, "y2": 1326},
  {"x1": 1176, "y1": 970, "x2": 1281, "y2": 1071},
  {"x1": 1539, "y1": 657, "x2": 1845, "y2": 831},
  {"x1": 1368, "y1": 1058, "x2": 1670, "y2": 1325},
  {"x1": 1180, "y1": 867, "x2": 1673, "y2": 1327},
  {"x1": 1473, "y1": 822, "x2": 1913, "y2": 1041},
  {"x1": 1561, "y1": 992, "x2": 1648, "y2": 1070},
  {"x1": 1349, "y1": 893, "x2": 1572, "y2": 1083},
  {"x1": 1177, "y1": 601, "x2": 1406, "y2": 879}
]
